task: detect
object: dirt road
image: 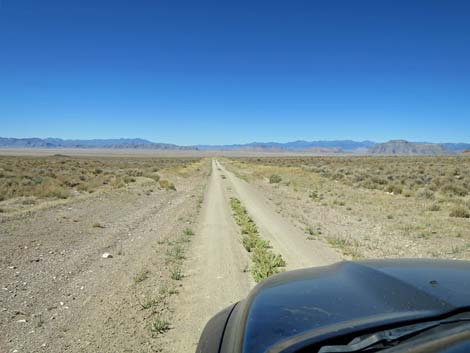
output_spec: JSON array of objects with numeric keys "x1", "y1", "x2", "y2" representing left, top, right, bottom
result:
[
  {"x1": 217, "y1": 160, "x2": 340, "y2": 270},
  {"x1": 166, "y1": 160, "x2": 340, "y2": 352},
  {"x1": 166, "y1": 160, "x2": 254, "y2": 352}
]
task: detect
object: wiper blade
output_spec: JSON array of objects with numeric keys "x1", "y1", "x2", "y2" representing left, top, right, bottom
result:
[{"x1": 318, "y1": 318, "x2": 470, "y2": 353}]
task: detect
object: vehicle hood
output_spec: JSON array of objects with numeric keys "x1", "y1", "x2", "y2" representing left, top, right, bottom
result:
[{"x1": 231, "y1": 259, "x2": 470, "y2": 353}]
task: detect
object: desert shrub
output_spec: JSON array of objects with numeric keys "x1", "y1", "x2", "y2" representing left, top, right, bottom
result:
[
  {"x1": 269, "y1": 174, "x2": 282, "y2": 184},
  {"x1": 440, "y1": 183, "x2": 468, "y2": 197},
  {"x1": 122, "y1": 175, "x2": 136, "y2": 183},
  {"x1": 126, "y1": 169, "x2": 144, "y2": 177},
  {"x1": 37, "y1": 179, "x2": 70, "y2": 199},
  {"x1": 449, "y1": 206, "x2": 470, "y2": 218},
  {"x1": 111, "y1": 177, "x2": 125, "y2": 189},
  {"x1": 428, "y1": 203, "x2": 441, "y2": 211},
  {"x1": 417, "y1": 188, "x2": 434, "y2": 199},
  {"x1": 159, "y1": 179, "x2": 176, "y2": 191}
]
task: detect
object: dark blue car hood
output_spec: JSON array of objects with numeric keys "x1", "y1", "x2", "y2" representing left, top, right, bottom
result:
[{"x1": 223, "y1": 259, "x2": 470, "y2": 353}]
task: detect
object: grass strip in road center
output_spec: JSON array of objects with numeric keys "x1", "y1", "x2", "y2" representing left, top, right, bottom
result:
[{"x1": 230, "y1": 197, "x2": 286, "y2": 282}]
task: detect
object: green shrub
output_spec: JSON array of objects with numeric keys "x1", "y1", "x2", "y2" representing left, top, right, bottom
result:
[
  {"x1": 251, "y1": 248, "x2": 286, "y2": 282},
  {"x1": 269, "y1": 174, "x2": 282, "y2": 184},
  {"x1": 242, "y1": 233, "x2": 269, "y2": 252},
  {"x1": 183, "y1": 228, "x2": 194, "y2": 236}
]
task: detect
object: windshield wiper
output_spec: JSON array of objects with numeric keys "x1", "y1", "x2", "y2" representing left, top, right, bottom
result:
[{"x1": 318, "y1": 317, "x2": 470, "y2": 353}]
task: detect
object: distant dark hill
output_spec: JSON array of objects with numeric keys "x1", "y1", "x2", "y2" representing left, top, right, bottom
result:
[
  {"x1": 368, "y1": 140, "x2": 451, "y2": 155},
  {"x1": 0, "y1": 137, "x2": 194, "y2": 150}
]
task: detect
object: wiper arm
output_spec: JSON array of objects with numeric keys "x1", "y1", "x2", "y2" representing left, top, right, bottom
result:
[{"x1": 318, "y1": 318, "x2": 470, "y2": 353}]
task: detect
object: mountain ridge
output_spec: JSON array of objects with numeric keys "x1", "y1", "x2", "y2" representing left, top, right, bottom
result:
[{"x1": 1, "y1": 137, "x2": 470, "y2": 155}]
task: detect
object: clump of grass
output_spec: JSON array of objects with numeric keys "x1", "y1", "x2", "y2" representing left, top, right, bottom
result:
[
  {"x1": 306, "y1": 225, "x2": 322, "y2": 238},
  {"x1": 230, "y1": 197, "x2": 285, "y2": 282},
  {"x1": 269, "y1": 174, "x2": 282, "y2": 184},
  {"x1": 251, "y1": 248, "x2": 286, "y2": 282},
  {"x1": 428, "y1": 203, "x2": 441, "y2": 212},
  {"x1": 417, "y1": 231, "x2": 432, "y2": 239},
  {"x1": 326, "y1": 235, "x2": 362, "y2": 259},
  {"x1": 140, "y1": 297, "x2": 158, "y2": 309},
  {"x1": 159, "y1": 179, "x2": 176, "y2": 191},
  {"x1": 166, "y1": 245, "x2": 185, "y2": 261},
  {"x1": 449, "y1": 206, "x2": 470, "y2": 218},
  {"x1": 183, "y1": 228, "x2": 194, "y2": 236},
  {"x1": 308, "y1": 190, "x2": 322, "y2": 201},
  {"x1": 242, "y1": 233, "x2": 269, "y2": 252},
  {"x1": 170, "y1": 267, "x2": 183, "y2": 280},
  {"x1": 159, "y1": 286, "x2": 178, "y2": 296},
  {"x1": 134, "y1": 270, "x2": 150, "y2": 283},
  {"x1": 148, "y1": 316, "x2": 170, "y2": 335}
]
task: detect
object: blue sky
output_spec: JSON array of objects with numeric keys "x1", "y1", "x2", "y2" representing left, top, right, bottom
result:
[{"x1": 1, "y1": 0, "x2": 469, "y2": 145}]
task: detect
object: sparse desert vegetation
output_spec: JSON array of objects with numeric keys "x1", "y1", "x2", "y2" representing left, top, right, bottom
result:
[
  {"x1": 0, "y1": 155, "x2": 199, "y2": 213},
  {"x1": 0, "y1": 154, "x2": 208, "y2": 353},
  {"x1": 225, "y1": 156, "x2": 470, "y2": 260},
  {"x1": 2, "y1": 154, "x2": 469, "y2": 353}
]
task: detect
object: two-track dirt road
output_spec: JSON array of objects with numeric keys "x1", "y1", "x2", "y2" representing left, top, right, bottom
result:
[
  {"x1": 1, "y1": 158, "x2": 340, "y2": 353},
  {"x1": 167, "y1": 160, "x2": 340, "y2": 352}
]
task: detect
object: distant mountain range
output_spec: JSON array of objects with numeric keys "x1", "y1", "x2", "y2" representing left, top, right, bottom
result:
[
  {"x1": 1, "y1": 137, "x2": 470, "y2": 155},
  {"x1": 195, "y1": 140, "x2": 376, "y2": 152},
  {"x1": 0, "y1": 137, "x2": 192, "y2": 150}
]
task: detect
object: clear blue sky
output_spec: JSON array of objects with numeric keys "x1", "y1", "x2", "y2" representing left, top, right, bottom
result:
[{"x1": 1, "y1": 0, "x2": 469, "y2": 145}]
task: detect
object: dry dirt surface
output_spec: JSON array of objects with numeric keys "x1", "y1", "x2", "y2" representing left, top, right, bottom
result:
[
  {"x1": 0, "y1": 163, "x2": 208, "y2": 353},
  {"x1": 1, "y1": 157, "x2": 341, "y2": 353}
]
